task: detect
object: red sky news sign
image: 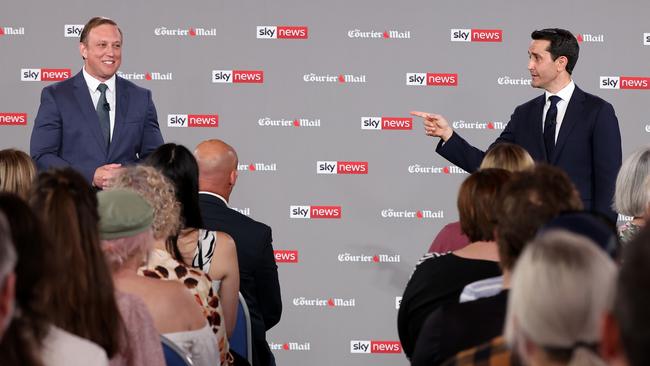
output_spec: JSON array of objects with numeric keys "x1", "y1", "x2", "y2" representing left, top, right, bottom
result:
[
  {"x1": 167, "y1": 114, "x2": 219, "y2": 127},
  {"x1": 21, "y1": 68, "x2": 71, "y2": 81},
  {"x1": 257, "y1": 26, "x2": 308, "y2": 39},
  {"x1": 0, "y1": 113, "x2": 27, "y2": 125},
  {"x1": 274, "y1": 250, "x2": 298, "y2": 263},
  {"x1": 361, "y1": 117, "x2": 413, "y2": 130},
  {"x1": 212, "y1": 70, "x2": 264, "y2": 83}
]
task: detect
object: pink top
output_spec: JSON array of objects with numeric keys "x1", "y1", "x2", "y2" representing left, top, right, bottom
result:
[
  {"x1": 110, "y1": 291, "x2": 166, "y2": 366},
  {"x1": 428, "y1": 221, "x2": 471, "y2": 253}
]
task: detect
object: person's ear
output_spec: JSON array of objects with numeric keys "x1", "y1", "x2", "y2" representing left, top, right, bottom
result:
[
  {"x1": 555, "y1": 56, "x2": 568, "y2": 72},
  {"x1": 79, "y1": 42, "x2": 88, "y2": 60},
  {"x1": 230, "y1": 170, "x2": 238, "y2": 187}
]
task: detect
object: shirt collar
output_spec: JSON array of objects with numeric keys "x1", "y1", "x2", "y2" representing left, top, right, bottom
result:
[
  {"x1": 199, "y1": 191, "x2": 229, "y2": 207},
  {"x1": 545, "y1": 80, "x2": 575, "y2": 103},
  {"x1": 82, "y1": 66, "x2": 116, "y2": 93}
]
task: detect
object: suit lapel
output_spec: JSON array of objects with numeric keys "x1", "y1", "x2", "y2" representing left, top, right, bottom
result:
[
  {"x1": 531, "y1": 95, "x2": 548, "y2": 161},
  {"x1": 72, "y1": 71, "x2": 107, "y2": 155},
  {"x1": 108, "y1": 76, "x2": 129, "y2": 160},
  {"x1": 552, "y1": 87, "x2": 585, "y2": 163}
]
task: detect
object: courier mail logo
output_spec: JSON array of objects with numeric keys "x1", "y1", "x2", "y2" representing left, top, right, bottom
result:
[
  {"x1": 347, "y1": 29, "x2": 412, "y2": 39},
  {"x1": 600, "y1": 76, "x2": 650, "y2": 90},
  {"x1": 361, "y1": 117, "x2": 413, "y2": 130},
  {"x1": 213, "y1": 70, "x2": 264, "y2": 83},
  {"x1": 381, "y1": 209, "x2": 444, "y2": 219},
  {"x1": 64, "y1": 24, "x2": 84, "y2": 37},
  {"x1": 21, "y1": 68, "x2": 71, "y2": 82},
  {"x1": 154, "y1": 26, "x2": 217, "y2": 37},
  {"x1": 258, "y1": 117, "x2": 321, "y2": 128},
  {"x1": 303, "y1": 73, "x2": 367, "y2": 83},
  {"x1": 274, "y1": 250, "x2": 299, "y2": 263},
  {"x1": 290, "y1": 205, "x2": 341, "y2": 219},
  {"x1": 452, "y1": 120, "x2": 507, "y2": 130},
  {"x1": 407, "y1": 164, "x2": 468, "y2": 175},
  {"x1": 350, "y1": 340, "x2": 402, "y2": 354},
  {"x1": 117, "y1": 71, "x2": 173, "y2": 81},
  {"x1": 0, "y1": 113, "x2": 27, "y2": 126},
  {"x1": 316, "y1": 161, "x2": 368, "y2": 175},
  {"x1": 337, "y1": 252, "x2": 401, "y2": 263},
  {"x1": 0, "y1": 26, "x2": 25, "y2": 36},
  {"x1": 406, "y1": 73, "x2": 458, "y2": 86},
  {"x1": 257, "y1": 26, "x2": 308, "y2": 39},
  {"x1": 293, "y1": 297, "x2": 356, "y2": 307},
  {"x1": 237, "y1": 163, "x2": 277, "y2": 172},
  {"x1": 575, "y1": 33, "x2": 604, "y2": 43},
  {"x1": 450, "y1": 29, "x2": 503, "y2": 42},
  {"x1": 167, "y1": 114, "x2": 218, "y2": 128},
  {"x1": 268, "y1": 342, "x2": 311, "y2": 351}
]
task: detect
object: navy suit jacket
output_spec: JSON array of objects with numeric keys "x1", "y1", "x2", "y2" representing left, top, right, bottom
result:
[
  {"x1": 30, "y1": 71, "x2": 164, "y2": 182},
  {"x1": 199, "y1": 193, "x2": 282, "y2": 366},
  {"x1": 437, "y1": 86, "x2": 621, "y2": 221}
]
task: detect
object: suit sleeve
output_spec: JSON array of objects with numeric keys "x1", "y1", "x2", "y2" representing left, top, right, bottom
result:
[
  {"x1": 30, "y1": 87, "x2": 73, "y2": 172},
  {"x1": 255, "y1": 227, "x2": 282, "y2": 330},
  {"x1": 137, "y1": 89, "x2": 164, "y2": 160},
  {"x1": 591, "y1": 102, "x2": 621, "y2": 222}
]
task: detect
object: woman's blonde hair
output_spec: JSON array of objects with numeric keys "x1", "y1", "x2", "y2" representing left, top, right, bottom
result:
[
  {"x1": 480, "y1": 143, "x2": 534, "y2": 172},
  {"x1": 0, "y1": 149, "x2": 36, "y2": 200}
]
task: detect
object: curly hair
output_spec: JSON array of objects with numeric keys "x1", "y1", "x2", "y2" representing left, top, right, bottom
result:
[
  {"x1": 0, "y1": 149, "x2": 36, "y2": 201},
  {"x1": 112, "y1": 165, "x2": 181, "y2": 241}
]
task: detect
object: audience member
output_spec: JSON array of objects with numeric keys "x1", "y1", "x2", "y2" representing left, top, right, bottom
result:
[
  {"x1": 0, "y1": 193, "x2": 108, "y2": 365},
  {"x1": 613, "y1": 146, "x2": 650, "y2": 246},
  {"x1": 505, "y1": 230, "x2": 616, "y2": 366},
  {"x1": 0, "y1": 211, "x2": 15, "y2": 341},
  {"x1": 98, "y1": 189, "x2": 218, "y2": 366},
  {"x1": 412, "y1": 165, "x2": 583, "y2": 365},
  {"x1": 398, "y1": 169, "x2": 511, "y2": 359},
  {"x1": 601, "y1": 225, "x2": 650, "y2": 366},
  {"x1": 429, "y1": 143, "x2": 534, "y2": 253},
  {"x1": 31, "y1": 168, "x2": 163, "y2": 366},
  {"x1": 0, "y1": 148, "x2": 36, "y2": 200},
  {"x1": 194, "y1": 139, "x2": 282, "y2": 366}
]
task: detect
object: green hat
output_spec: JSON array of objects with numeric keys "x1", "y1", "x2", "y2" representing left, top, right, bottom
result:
[{"x1": 98, "y1": 189, "x2": 154, "y2": 240}]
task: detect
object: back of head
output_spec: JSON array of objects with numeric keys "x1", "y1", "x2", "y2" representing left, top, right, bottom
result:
[
  {"x1": 540, "y1": 211, "x2": 619, "y2": 259},
  {"x1": 479, "y1": 143, "x2": 535, "y2": 172},
  {"x1": 29, "y1": 168, "x2": 122, "y2": 357},
  {"x1": 496, "y1": 164, "x2": 583, "y2": 270},
  {"x1": 614, "y1": 226, "x2": 650, "y2": 366},
  {"x1": 0, "y1": 148, "x2": 36, "y2": 200},
  {"x1": 194, "y1": 139, "x2": 238, "y2": 195},
  {"x1": 506, "y1": 230, "x2": 616, "y2": 366},
  {"x1": 531, "y1": 28, "x2": 579, "y2": 74},
  {"x1": 0, "y1": 210, "x2": 15, "y2": 299},
  {"x1": 457, "y1": 168, "x2": 512, "y2": 242},
  {"x1": 613, "y1": 146, "x2": 650, "y2": 217},
  {"x1": 145, "y1": 143, "x2": 204, "y2": 229}
]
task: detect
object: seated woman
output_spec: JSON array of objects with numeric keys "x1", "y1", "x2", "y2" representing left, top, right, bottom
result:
[
  {"x1": 146, "y1": 144, "x2": 239, "y2": 351},
  {"x1": 31, "y1": 168, "x2": 164, "y2": 366},
  {"x1": 0, "y1": 148, "x2": 36, "y2": 200},
  {"x1": 505, "y1": 230, "x2": 616, "y2": 366},
  {"x1": 0, "y1": 193, "x2": 108, "y2": 366},
  {"x1": 428, "y1": 143, "x2": 534, "y2": 253},
  {"x1": 398, "y1": 169, "x2": 511, "y2": 359},
  {"x1": 98, "y1": 188, "x2": 219, "y2": 366},
  {"x1": 613, "y1": 146, "x2": 650, "y2": 246}
]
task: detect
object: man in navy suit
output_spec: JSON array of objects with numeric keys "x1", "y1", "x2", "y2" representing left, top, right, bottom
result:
[
  {"x1": 30, "y1": 17, "x2": 163, "y2": 189},
  {"x1": 412, "y1": 28, "x2": 621, "y2": 221},
  {"x1": 194, "y1": 139, "x2": 282, "y2": 366}
]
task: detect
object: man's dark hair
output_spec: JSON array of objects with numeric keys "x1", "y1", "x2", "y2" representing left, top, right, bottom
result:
[
  {"x1": 495, "y1": 164, "x2": 583, "y2": 270},
  {"x1": 614, "y1": 226, "x2": 650, "y2": 366},
  {"x1": 79, "y1": 16, "x2": 122, "y2": 45},
  {"x1": 531, "y1": 28, "x2": 579, "y2": 74}
]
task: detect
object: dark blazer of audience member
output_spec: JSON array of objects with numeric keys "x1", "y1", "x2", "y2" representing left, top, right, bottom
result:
[
  {"x1": 30, "y1": 169, "x2": 125, "y2": 359},
  {"x1": 0, "y1": 211, "x2": 15, "y2": 342},
  {"x1": 194, "y1": 139, "x2": 281, "y2": 366},
  {"x1": 602, "y1": 226, "x2": 650, "y2": 366},
  {"x1": 0, "y1": 148, "x2": 36, "y2": 201},
  {"x1": 412, "y1": 165, "x2": 584, "y2": 365},
  {"x1": 398, "y1": 169, "x2": 511, "y2": 359},
  {"x1": 613, "y1": 146, "x2": 650, "y2": 246}
]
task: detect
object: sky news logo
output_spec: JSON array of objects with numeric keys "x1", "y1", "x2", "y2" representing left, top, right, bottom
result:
[
  {"x1": 21, "y1": 68, "x2": 71, "y2": 81},
  {"x1": 361, "y1": 117, "x2": 412, "y2": 130},
  {"x1": 407, "y1": 165, "x2": 467, "y2": 174},
  {"x1": 303, "y1": 73, "x2": 366, "y2": 83},
  {"x1": 213, "y1": 70, "x2": 264, "y2": 83},
  {"x1": 268, "y1": 342, "x2": 311, "y2": 351},
  {"x1": 167, "y1": 114, "x2": 218, "y2": 128},
  {"x1": 381, "y1": 209, "x2": 444, "y2": 219},
  {"x1": 64, "y1": 24, "x2": 84, "y2": 37},
  {"x1": 337, "y1": 253, "x2": 401, "y2": 263},
  {"x1": 317, "y1": 161, "x2": 368, "y2": 174},
  {"x1": 154, "y1": 26, "x2": 217, "y2": 37},
  {"x1": 452, "y1": 120, "x2": 507, "y2": 130},
  {"x1": 257, "y1": 26, "x2": 308, "y2": 39},
  {"x1": 0, "y1": 26, "x2": 25, "y2": 36},
  {"x1": 600, "y1": 76, "x2": 650, "y2": 90},
  {"x1": 290, "y1": 205, "x2": 341, "y2": 219},
  {"x1": 257, "y1": 117, "x2": 321, "y2": 128},
  {"x1": 0, "y1": 113, "x2": 27, "y2": 126},
  {"x1": 347, "y1": 29, "x2": 411, "y2": 39},
  {"x1": 646, "y1": 125, "x2": 650, "y2": 133},
  {"x1": 116, "y1": 71, "x2": 173, "y2": 81},
  {"x1": 450, "y1": 29, "x2": 502, "y2": 42},
  {"x1": 406, "y1": 73, "x2": 458, "y2": 86},
  {"x1": 237, "y1": 163, "x2": 277, "y2": 172},
  {"x1": 293, "y1": 297, "x2": 356, "y2": 307},
  {"x1": 575, "y1": 33, "x2": 604, "y2": 43},
  {"x1": 274, "y1": 250, "x2": 298, "y2": 263},
  {"x1": 644, "y1": 33, "x2": 650, "y2": 46},
  {"x1": 350, "y1": 340, "x2": 402, "y2": 354},
  {"x1": 395, "y1": 296, "x2": 402, "y2": 309}
]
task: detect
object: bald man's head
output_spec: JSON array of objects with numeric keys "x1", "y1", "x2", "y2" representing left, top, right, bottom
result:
[{"x1": 194, "y1": 139, "x2": 238, "y2": 199}]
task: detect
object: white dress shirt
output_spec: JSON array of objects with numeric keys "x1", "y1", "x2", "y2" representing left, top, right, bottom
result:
[
  {"x1": 543, "y1": 80, "x2": 575, "y2": 143},
  {"x1": 82, "y1": 67, "x2": 116, "y2": 141}
]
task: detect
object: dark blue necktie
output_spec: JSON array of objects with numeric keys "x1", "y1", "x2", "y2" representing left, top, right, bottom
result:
[
  {"x1": 96, "y1": 83, "x2": 110, "y2": 149},
  {"x1": 543, "y1": 95, "x2": 561, "y2": 160}
]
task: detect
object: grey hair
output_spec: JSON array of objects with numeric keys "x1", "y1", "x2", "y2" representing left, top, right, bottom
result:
[
  {"x1": 0, "y1": 212, "x2": 16, "y2": 284},
  {"x1": 505, "y1": 230, "x2": 616, "y2": 366},
  {"x1": 613, "y1": 146, "x2": 650, "y2": 217}
]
